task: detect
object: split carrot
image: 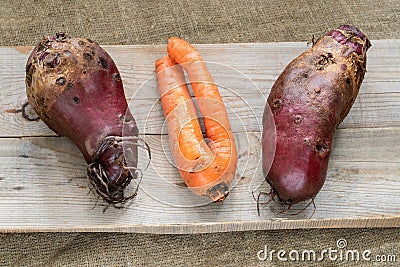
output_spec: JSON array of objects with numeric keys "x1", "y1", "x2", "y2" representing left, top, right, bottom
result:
[{"x1": 155, "y1": 38, "x2": 237, "y2": 202}]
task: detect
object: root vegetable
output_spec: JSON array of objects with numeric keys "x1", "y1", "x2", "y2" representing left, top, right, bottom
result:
[
  {"x1": 155, "y1": 38, "x2": 237, "y2": 202},
  {"x1": 26, "y1": 33, "x2": 141, "y2": 204},
  {"x1": 263, "y1": 25, "x2": 371, "y2": 207}
]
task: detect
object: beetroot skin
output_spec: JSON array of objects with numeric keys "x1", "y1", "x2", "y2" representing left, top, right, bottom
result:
[
  {"x1": 26, "y1": 33, "x2": 139, "y2": 204},
  {"x1": 262, "y1": 25, "x2": 371, "y2": 206}
]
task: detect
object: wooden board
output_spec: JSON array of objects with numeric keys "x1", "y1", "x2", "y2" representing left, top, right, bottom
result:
[{"x1": 0, "y1": 40, "x2": 399, "y2": 234}]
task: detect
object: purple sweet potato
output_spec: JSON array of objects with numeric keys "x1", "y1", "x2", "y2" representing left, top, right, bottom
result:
[
  {"x1": 262, "y1": 25, "x2": 371, "y2": 206},
  {"x1": 25, "y1": 33, "x2": 140, "y2": 204}
]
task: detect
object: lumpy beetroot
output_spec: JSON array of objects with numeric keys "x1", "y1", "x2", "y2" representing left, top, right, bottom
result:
[
  {"x1": 26, "y1": 33, "x2": 140, "y2": 204},
  {"x1": 262, "y1": 25, "x2": 370, "y2": 206}
]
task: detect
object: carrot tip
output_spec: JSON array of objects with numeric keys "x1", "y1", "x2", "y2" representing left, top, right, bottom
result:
[
  {"x1": 155, "y1": 55, "x2": 174, "y2": 67},
  {"x1": 167, "y1": 37, "x2": 202, "y2": 64},
  {"x1": 205, "y1": 182, "x2": 230, "y2": 202}
]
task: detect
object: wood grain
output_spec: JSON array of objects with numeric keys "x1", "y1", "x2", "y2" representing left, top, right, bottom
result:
[
  {"x1": 0, "y1": 41, "x2": 399, "y2": 233},
  {"x1": 1, "y1": 40, "x2": 399, "y2": 137}
]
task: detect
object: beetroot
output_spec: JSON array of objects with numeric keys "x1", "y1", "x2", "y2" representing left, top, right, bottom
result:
[
  {"x1": 25, "y1": 33, "x2": 140, "y2": 204},
  {"x1": 262, "y1": 25, "x2": 371, "y2": 207}
]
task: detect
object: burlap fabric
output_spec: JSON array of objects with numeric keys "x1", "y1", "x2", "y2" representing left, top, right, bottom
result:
[
  {"x1": 1, "y1": 228, "x2": 398, "y2": 266},
  {"x1": 1, "y1": 0, "x2": 399, "y2": 46},
  {"x1": 0, "y1": 0, "x2": 399, "y2": 266}
]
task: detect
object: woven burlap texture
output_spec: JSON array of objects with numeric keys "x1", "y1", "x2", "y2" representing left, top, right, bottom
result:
[
  {"x1": 0, "y1": 0, "x2": 399, "y2": 266},
  {"x1": 1, "y1": 228, "x2": 398, "y2": 266},
  {"x1": 0, "y1": 0, "x2": 399, "y2": 46}
]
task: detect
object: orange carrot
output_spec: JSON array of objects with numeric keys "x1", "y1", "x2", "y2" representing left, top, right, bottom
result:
[{"x1": 155, "y1": 38, "x2": 237, "y2": 202}]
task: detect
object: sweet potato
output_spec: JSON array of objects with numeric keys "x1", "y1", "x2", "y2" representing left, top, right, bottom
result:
[
  {"x1": 262, "y1": 25, "x2": 371, "y2": 207},
  {"x1": 25, "y1": 33, "x2": 141, "y2": 204}
]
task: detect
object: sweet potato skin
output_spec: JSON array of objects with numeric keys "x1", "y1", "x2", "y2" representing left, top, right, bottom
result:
[
  {"x1": 26, "y1": 33, "x2": 139, "y2": 203},
  {"x1": 263, "y1": 25, "x2": 370, "y2": 204}
]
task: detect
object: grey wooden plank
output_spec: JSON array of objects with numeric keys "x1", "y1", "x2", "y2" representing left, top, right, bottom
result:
[
  {"x1": 0, "y1": 41, "x2": 399, "y2": 233},
  {"x1": 0, "y1": 40, "x2": 399, "y2": 137},
  {"x1": 0, "y1": 127, "x2": 398, "y2": 233}
]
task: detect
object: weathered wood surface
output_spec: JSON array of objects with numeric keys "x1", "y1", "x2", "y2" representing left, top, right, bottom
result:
[{"x1": 0, "y1": 41, "x2": 399, "y2": 233}]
